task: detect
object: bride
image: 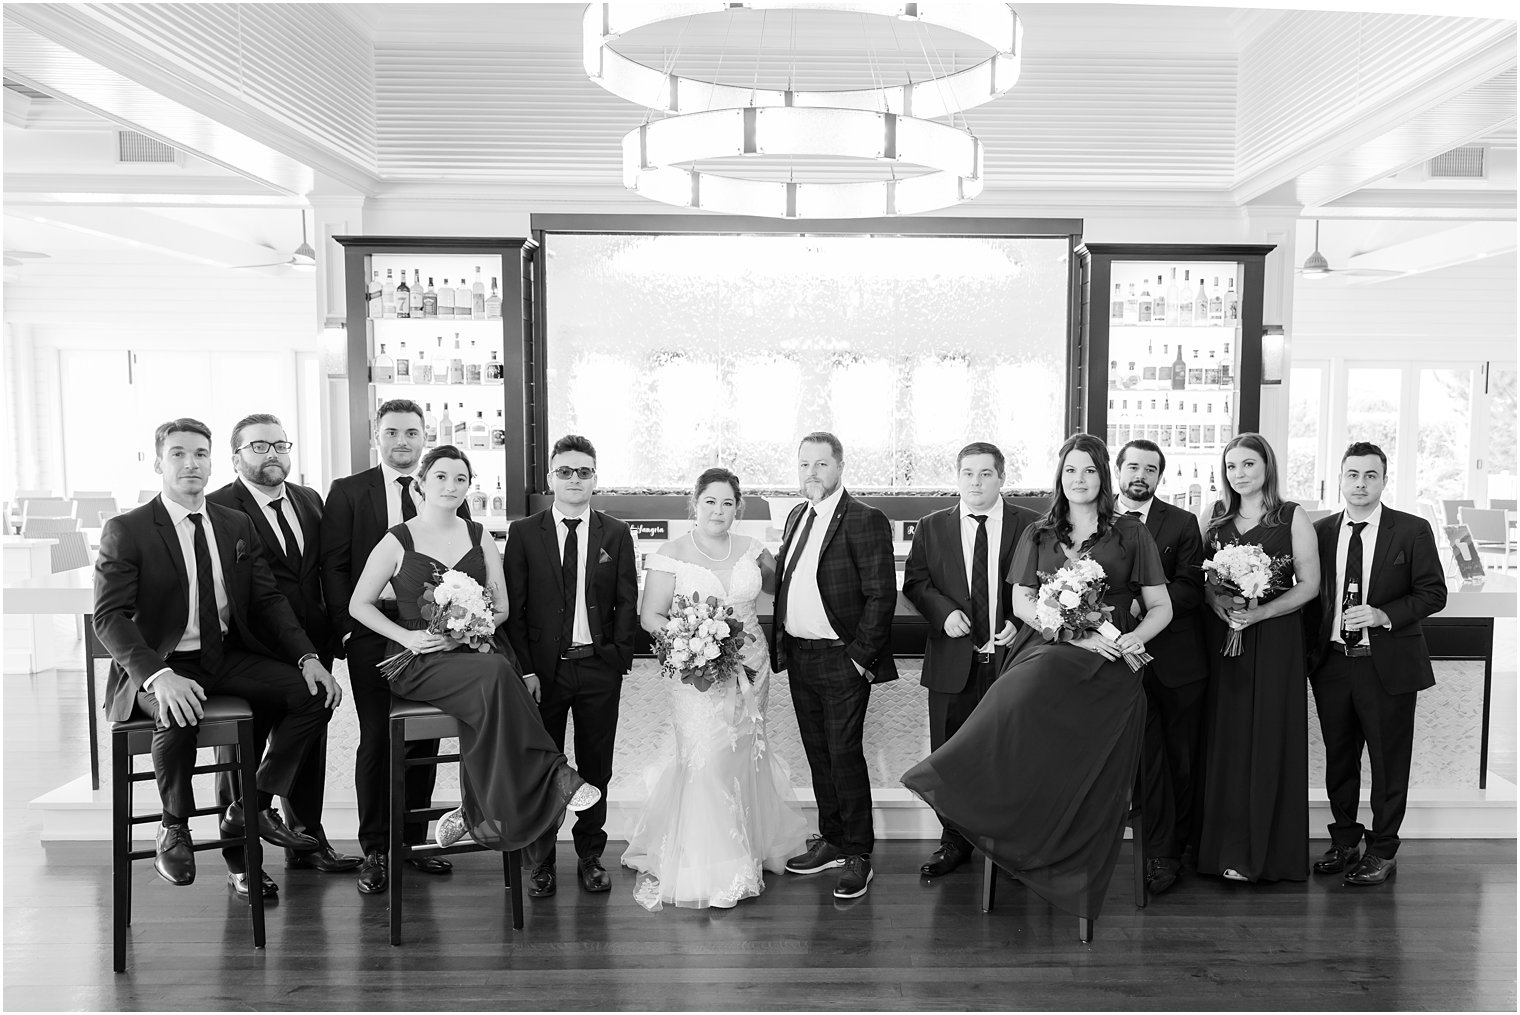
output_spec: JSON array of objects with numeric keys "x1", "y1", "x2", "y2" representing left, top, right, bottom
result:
[{"x1": 622, "y1": 467, "x2": 808, "y2": 911}]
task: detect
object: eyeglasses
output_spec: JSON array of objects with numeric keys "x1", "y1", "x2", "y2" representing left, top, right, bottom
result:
[
  {"x1": 552, "y1": 466, "x2": 596, "y2": 480},
  {"x1": 237, "y1": 441, "x2": 294, "y2": 455}
]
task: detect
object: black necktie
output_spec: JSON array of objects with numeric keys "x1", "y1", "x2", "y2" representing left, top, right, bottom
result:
[
  {"x1": 970, "y1": 514, "x2": 990, "y2": 651},
  {"x1": 188, "y1": 513, "x2": 224, "y2": 672},
  {"x1": 561, "y1": 517, "x2": 581, "y2": 647},
  {"x1": 1342, "y1": 521, "x2": 1367, "y2": 646},
  {"x1": 780, "y1": 508, "x2": 818, "y2": 593},
  {"x1": 396, "y1": 475, "x2": 417, "y2": 521},
  {"x1": 1125, "y1": 510, "x2": 1142, "y2": 518},
  {"x1": 268, "y1": 497, "x2": 302, "y2": 571}
]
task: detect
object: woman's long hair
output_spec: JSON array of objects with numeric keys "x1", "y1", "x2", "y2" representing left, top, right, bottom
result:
[
  {"x1": 1032, "y1": 433, "x2": 1116, "y2": 549},
  {"x1": 1206, "y1": 432, "x2": 1287, "y2": 544}
]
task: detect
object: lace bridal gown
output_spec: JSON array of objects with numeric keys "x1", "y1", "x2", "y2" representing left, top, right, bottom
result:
[{"x1": 622, "y1": 539, "x2": 807, "y2": 911}]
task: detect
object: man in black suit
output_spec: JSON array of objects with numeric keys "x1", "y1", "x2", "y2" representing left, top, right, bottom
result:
[
  {"x1": 903, "y1": 441, "x2": 1038, "y2": 878},
  {"x1": 1306, "y1": 441, "x2": 1447, "y2": 886},
  {"x1": 1115, "y1": 439, "x2": 1208, "y2": 895},
  {"x1": 320, "y1": 399, "x2": 463, "y2": 894},
  {"x1": 770, "y1": 431, "x2": 897, "y2": 900},
  {"x1": 504, "y1": 434, "x2": 638, "y2": 898},
  {"x1": 209, "y1": 413, "x2": 360, "y2": 882},
  {"x1": 94, "y1": 418, "x2": 339, "y2": 895}
]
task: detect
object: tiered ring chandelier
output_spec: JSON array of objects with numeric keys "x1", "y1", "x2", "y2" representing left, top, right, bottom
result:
[{"x1": 583, "y1": 2, "x2": 1023, "y2": 218}]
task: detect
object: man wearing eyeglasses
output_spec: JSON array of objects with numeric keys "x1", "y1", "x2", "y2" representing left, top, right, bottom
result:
[
  {"x1": 504, "y1": 434, "x2": 638, "y2": 899},
  {"x1": 208, "y1": 413, "x2": 360, "y2": 892}
]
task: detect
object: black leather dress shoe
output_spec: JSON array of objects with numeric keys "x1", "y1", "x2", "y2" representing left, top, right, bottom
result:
[
  {"x1": 578, "y1": 855, "x2": 612, "y2": 893},
  {"x1": 286, "y1": 844, "x2": 363, "y2": 873},
  {"x1": 527, "y1": 863, "x2": 556, "y2": 898},
  {"x1": 356, "y1": 852, "x2": 387, "y2": 895},
  {"x1": 227, "y1": 870, "x2": 279, "y2": 899},
  {"x1": 920, "y1": 841, "x2": 971, "y2": 878},
  {"x1": 224, "y1": 802, "x2": 320, "y2": 852},
  {"x1": 1344, "y1": 854, "x2": 1396, "y2": 886},
  {"x1": 405, "y1": 856, "x2": 453, "y2": 875},
  {"x1": 1313, "y1": 843, "x2": 1362, "y2": 875},
  {"x1": 154, "y1": 823, "x2": 195, "y2": 886},
  {"x1": 1146, "y1": 857, "x2": 1180, "y2": 895}
]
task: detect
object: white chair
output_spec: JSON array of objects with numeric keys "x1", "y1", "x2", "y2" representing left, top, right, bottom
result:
[
  {"x1": 72, "y1": 497, "x2": 118, "y2": 527},
  {"x1": 69, "y1": 490, "x2": 113, "y2": 499},
  {"x1": 22, "y1": 516, "x2": 81, "y2": 537},
  {"x1": 21, "y1": 497, "x2": 72, "y2": 519},
  {"x1": 1489, "y1": 498, "x2": 1517, "y2": 512},
  {"x1": 49, "y1": 530, "x2": 92, "y2": 573},
  {"x1": 1459, "y1": 508, "x2": 1513, "y2": 570}
]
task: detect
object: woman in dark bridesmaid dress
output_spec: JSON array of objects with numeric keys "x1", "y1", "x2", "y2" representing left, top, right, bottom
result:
[
  {"x1": 903, "y1": 434, "x2": 1173, "y2": 929},
  {"x1": 1195, "y1": 433, "x2": 1319, "y2": 883},
  {"x1": 349, "y1": 445, "x2": 597, "y2": 858}
]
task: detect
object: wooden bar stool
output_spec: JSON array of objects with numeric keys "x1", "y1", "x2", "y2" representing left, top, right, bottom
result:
[
  {"x1": 111, "y1": 696, "x2": 264, "y2": 973},
  {"x1": 388, "y1": 697, "x2": 524, "y2": 946}
]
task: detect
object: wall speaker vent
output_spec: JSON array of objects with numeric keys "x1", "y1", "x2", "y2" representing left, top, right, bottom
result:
[
  {"x1": 117, "y1": 130, "x2": 180, "y2": 164},
  {"x1": 1426, "y1": 146, "x2": 1486, "y2": 179}
]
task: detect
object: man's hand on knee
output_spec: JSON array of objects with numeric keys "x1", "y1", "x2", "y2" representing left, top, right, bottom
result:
[{"x1": 154, "y1": 672, "x2": 207, "y2": 727}]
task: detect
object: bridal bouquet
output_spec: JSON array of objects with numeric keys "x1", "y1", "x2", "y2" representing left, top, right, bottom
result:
[
  {"x1": 1034, "y1": 556, "x2": 1152, "y2": 673},
  {"x1": 1202, "y1": 543, "x2": 1292, "y2": 657},
  {"x1": 653, "y1": 592, "x2": 750, "y2": 693},
  {"x1": 379, "y1": 567, "x2": 497, "y2": 680}
]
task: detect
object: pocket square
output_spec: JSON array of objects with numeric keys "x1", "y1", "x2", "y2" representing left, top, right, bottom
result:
[
  {"x1": 235, "y1": 539, "x2": 249, "y2": 563},
  {"x1": 1392, "y1": 551, "x2": 1407, "y2": 565},
  {"x1": 598, "y1": 547, "x2": 613, "y2": 564}
]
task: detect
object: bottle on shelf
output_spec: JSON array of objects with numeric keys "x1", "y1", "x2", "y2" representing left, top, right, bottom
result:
[
  {"x1": 1152, "y1": 274, "x2": 1167, "y2": 324},
  {"x1": 413, "y1": 348, "x2": 432, "y2": 384},
  {"x1": 382, "y1": 268, "x2": 397, "y2": 318},
  {"x1": 1110, "y1": 283, "x2": 1124, "y2": 322},
  {"x1": 448, "y1": 334, "x2": 466, "y2": 385},
  {"x1": 373, "y1": 343, "x2": 395, "y2": 384},
  {"x1": 469, "y1": 411, "x2": 488, "y2": 449},
  {"x1": 1177, "y1": 269, "x2": 1194, "y2": 323},
  {"x1": 452, "y1": 403, "x2": 468, "y2": 445},
  {"x1": 1166, "y1": 268, "x2": 1180, "y2": 326},
  {"x1": 1138, "y1": 279, "x2": 1153, "y2": 324},
  {"x1": 409, "y1": 269, "x2": 425, "y2": 318},
  {"x1": 368, "y1": 269, "x2": 384, "y2": 319},
  {"x1": 438, "y1": 278, "x2": 455, "y2": 319},
  {"x1": 472, "y1": 267, "x2": 486, "y2": 320},
  {"x1": 1193, "y1": 272, "x2": 1209, "y2": 325},
  {"x1": 490, "y1": 478, "x2": 505, "y2": 513},
  {"x1": 423, "y1": 277, "x2": 438, "y2": 318},
  {"x1": 468, "y1": 482, "x2": 487, "y2": 514},
  {"x1": 485, "y1": 350, "x2": 503, "y2": 384},
  {"x1": 491, "y1": 409, "x2": 506, "y2": 448},
  {"x1": 1171, "y1": 345, "x2": 1186, "y2": 390},
  {"x1": 437, "y1": 403, "x2": 453, "y2": 447},
  {"x1": 485, "y1": 277, "x2": 503, "y2": 320},
  {"x1": 1225, "y1": 277, "x2": 1239, "y2": 321},
  {"x1": 423, "y1": 402, "x2": 437, "y2": 447},
  {"x1": 465, "y1": 340, "x2": 482, "y2": 384},
  {"x1": 1187, "y1": 465, "x2": 1202, "y2": 511},
  {"x1": 1123, "y1": 283, "x2": 1139, "y2": 325},
  {"x1": 395, "y1": 342, "x2": 411, "y2": 383},
  {"x1": 1208, "y1": 277, "x2": 1224, "y2": 322},
  {"x1": 396, "y1": 271, "x2": 411, "y2": 319}
]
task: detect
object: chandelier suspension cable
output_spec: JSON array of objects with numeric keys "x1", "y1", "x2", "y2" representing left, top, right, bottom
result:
[
  {"x1": 707, "y1": 10, "x2": 738, "y2": 114},
  {"x1": 915, "y1": 14, "x2": 964, "y2": 134},
  {"x1": 749, "y1": 9, "x2": 768, "y2": 108}
]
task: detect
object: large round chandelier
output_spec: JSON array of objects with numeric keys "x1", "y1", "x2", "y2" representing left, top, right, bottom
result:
[{"x1": 583, "y1": 2, "x2": 1023, "y2": 218}]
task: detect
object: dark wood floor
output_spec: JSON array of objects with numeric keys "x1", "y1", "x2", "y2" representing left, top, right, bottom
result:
[{"x1": 4, "y1": 646, "x2": 1516, "y2": 1011}]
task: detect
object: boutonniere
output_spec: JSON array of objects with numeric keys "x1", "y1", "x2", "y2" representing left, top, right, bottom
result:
[
  {"x1": 235, "y1": 539, "x2": 249, "y2": 563},
  {"x1": 598, "y1": 547, "x2": 613, "y2": 565}
]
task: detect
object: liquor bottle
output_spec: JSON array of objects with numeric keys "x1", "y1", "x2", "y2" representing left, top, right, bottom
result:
[
  {"x1": 465, "y1": 340, "x2": 482, "y2": 384},
  {"x1": 1341, "y1": 581, "x2": 1363, "y2": 645},
  {"x1": 1193, "y1": 273, "x2": 1209, "y2": 325},
  {"x1": 1225, "y1": 277, "x2": 1239, "y2": 321},
  {"x1": 409, "y1": 269, "x2": 425, "y2": 318},
  {"x1": 1123, "y1": 283, "x2": 1139, "y2": 325},
  {"x1": 423, "y1": 278, "x2": 438, "y2": 318},
  {"x1": 471, "y1": 267, "x2": 486, "y2": 320},
  {"x1": 491, "y1": 409, "x2": 506, "y2": 448},
  {"x1": 382, "y1": 268, "x2": 397, "y2": 318},
  {"x1": 412, "y1": 348, "x2": 432, "y2": 384},
  {"x1": 1208, "y1": 277, "x2": 1224, "y2": 321},
  {"x1": 1152, "y1": 274, "x2": 1167, "y2": 324},
  {"x1": 437, "y1": 403, "x2": 453, "y2": 447},
  {"x1": 452, "y1": 403, "x2": 468, "y2": 445},
  {"x1": 1187, "y1": 465, "x2": 1202, "y2": 511},
  {"x1": 423, "y1": 402, "x2": 437, "y2": 447},
  {"x1": 468, "y1": 482, "x2": 487, "y2": 514},
  {"x1": 490, "y1": 478, "x2": 505, "y2": 513},
  {"x1": 1171, "y1": 345, "x2": 1186, "y2": 390},
  {"x1": 1110, "y1": 283, "x2": 1124, "y2": 322},
  {"x1": 1207, "y1": 468, "x2": 1218, "y2": 499},
  {"x1": 1138, "y1": 279, "x2": 1153, "y2": 324},
  {"x1": 395, "y1": 271, "x2": 411, "y2": 319},
  {"x1": 373, "y1": 343, "x2": 395, "y2": 383},
  {"x1": 1166, "y1": 268, "x2": 1180, "y2": 325},
  {"x1": 485, "y1": 277, "x2": 503, "y2": 320},
  {"x1": 447, "y1": 334, "x2": 466, "y2": 385},
  {"x1": 438, "y1": 278, "x2": 455, "y2": 319},
  {"x1": 394, "y1": 342, "x2": 411, "y2": 383},
  {"x1": 368, "y1": 270, "x2": 384, "y2": 319},
  {"x1": 469, "y1": 411, "x2": 488, "y2": 449},
  {"x1": 484, "y1": 350, "x2": 503, "y2": 384},
  {"x1": 1177, "y1": 270, "x2": 1194, "y2": 323}
]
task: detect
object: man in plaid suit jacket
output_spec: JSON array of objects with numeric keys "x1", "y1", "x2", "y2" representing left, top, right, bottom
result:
[{"x1": 769, "y1": 431, "x2": 897, "y2": 900}]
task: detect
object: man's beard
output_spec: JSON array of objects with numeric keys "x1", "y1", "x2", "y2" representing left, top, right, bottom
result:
[
  {"x1": 241, "y1": 461, "x2": 287, "y2": 487},
  {"x1": 1122, "y1": 480, "x2": 1155, "y2": 504}
]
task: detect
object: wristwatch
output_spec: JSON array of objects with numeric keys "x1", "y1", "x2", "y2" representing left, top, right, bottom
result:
[{"x1": 297, "y1": 652, "x2": 320, "y2": 669}]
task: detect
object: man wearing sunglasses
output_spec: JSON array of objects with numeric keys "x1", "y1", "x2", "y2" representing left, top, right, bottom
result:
[
  {"x1": 504, "y1": 434, "x2": 638, "y2": 899},
  {"x1": 207, "y1": 414, "x2": 360, "y2": 894}
]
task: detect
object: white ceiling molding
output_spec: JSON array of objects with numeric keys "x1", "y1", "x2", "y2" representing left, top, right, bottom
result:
[
  {"x1": 7, "y1": 205, "x2": 305, "y2": 269},
  {"x1": 1336, "y1": 220, "x2": 1517, "y2": 281},
  {"x1": 3, "y1": 173, "x2": 301, "y2": 205}
]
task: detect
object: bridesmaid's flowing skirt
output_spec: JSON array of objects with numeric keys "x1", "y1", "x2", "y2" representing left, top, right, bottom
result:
[
  {"x1": 387, "y1": 647, "x2": 584, "y2": 854},
  {"x1": 903, "y1": 634, "x2": 1145, "y2": 921}
]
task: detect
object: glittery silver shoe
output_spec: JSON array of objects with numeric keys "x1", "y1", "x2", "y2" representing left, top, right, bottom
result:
[
  {"x1": 435, "y1": 807, "x2": 469, "y2": 849},
  {"x1": 567, "y1": 784, "x2": 601, "y2": 813}
]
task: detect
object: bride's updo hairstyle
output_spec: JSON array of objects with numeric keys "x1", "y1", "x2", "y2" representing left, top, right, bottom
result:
[
  {"x1": 415, "y1": 444, "x2": 474, "y2": 500},
  {"x1": 690, "y1": 467, "x2": 743, "y2": 519}
]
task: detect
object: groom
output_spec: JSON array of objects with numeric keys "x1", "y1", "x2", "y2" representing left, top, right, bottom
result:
[{"x1": 770, "y1": 431, "x2": 897, "y2": 900}]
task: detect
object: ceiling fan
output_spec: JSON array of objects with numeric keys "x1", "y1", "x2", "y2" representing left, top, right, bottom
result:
[
  {"x1": 1296, "y1": 220, "x2": 1401, "y2": 280},
  {"x1": 231, "y1": 210, "x2": 317, "y2": 271},
  {"x1": 3, "y1": 249, "x2": 49, "y2": 268}
]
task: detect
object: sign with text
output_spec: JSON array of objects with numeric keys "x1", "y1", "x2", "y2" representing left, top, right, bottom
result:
[
  {"x1": 900, "y1": 520, "x2": 918, "y2": 541},
  {"x1": 630, "y1": 520, "x2": 670, "y2": 540},
  {"x1": 1443, "y1": 524, "x2": 1487, "y2": 581}
]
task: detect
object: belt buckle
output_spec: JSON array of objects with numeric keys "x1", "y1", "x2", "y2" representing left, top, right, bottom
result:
[{"x1": 974, "y1": 651, "x2": 995, "y2": 664}]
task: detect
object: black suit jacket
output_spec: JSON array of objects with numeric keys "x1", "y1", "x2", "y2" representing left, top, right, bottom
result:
[
  {"x1": 502, "y1": 508, "x2": 639, "y2": 680},
  {"x1": 208, "y1": 478, "x2": 333, "y2": 665},
  {"x1": 769, "y1": 490, "x2": 899, "y2": 683},
  {"x1": 902, "y1": 499, "x2": 1038, "y2": 692},
  {"x1": 320, "y1": 465, "x2": 470, "y2": 654},
  {"x1": 1306, "y1": 506, "x2": 1447, "y2": 694},
  {"x1": 1136, "y1": 498, "x2": 1208, "y2": 687},
  {"x1": 94, "y1": 497, "x2": 316, "y2": 722}
]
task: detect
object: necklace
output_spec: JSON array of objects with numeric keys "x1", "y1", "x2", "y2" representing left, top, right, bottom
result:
[{"x1": 692, "y1": 532, "x2": 733, "y2": 562}]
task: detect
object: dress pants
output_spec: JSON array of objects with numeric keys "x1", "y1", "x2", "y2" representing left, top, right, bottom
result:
[
  {"x1": 136, "y1": 647, "x2": 327, "y2": 823},
  {"x1": 534, "y1": 653, "x2": 620, "y2": 865},
  {"x1": 927, "y1": 657, "x2": 998, "y2": 851},
  {"x1": 348, "y1": 624, "x2": 439, "y2": 855},
  {"x1": 1139, "y1": 670, "x2": 1207, "y2": 861},
  {"x1": 1311, "y1": 651, "x2": 1418, "y2": 859},
  {"x1": 786, "y1": 637, "x2": 874, "y2": 856}
]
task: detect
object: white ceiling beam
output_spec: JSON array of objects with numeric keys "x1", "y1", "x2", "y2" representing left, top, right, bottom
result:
[
  {"x1": 8, "y1": 206, "x2": 291, "y2": 269},
  {"x1": 1342, "y1": 220, "x2": 1517, "y2": 281}
]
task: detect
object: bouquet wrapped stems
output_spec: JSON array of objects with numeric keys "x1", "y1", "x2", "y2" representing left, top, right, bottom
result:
[
  {"x1": 1096, "y1": 620, "x2": 1153, "y2": 673},
  {"x1": 1220, "y1": 595, "x2": 1256, "y2": 657}
]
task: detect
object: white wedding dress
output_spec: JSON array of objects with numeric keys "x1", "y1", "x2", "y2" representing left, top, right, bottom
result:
[{"x1": 621, "y1": 539, "x2": 808, "y2": 911}]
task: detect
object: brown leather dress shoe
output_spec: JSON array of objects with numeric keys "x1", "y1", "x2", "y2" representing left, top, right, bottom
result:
[
  {"x1": 578, "y1": 855, "x2": 612, "y2": 893},
  {"x1": 1344, "y1": 855, "x2": 1396, "y2": 886},
  {"x1": 527, "y1": 863, "x2": 556, "y2": 898},
  {"x1": 1313, "y1": 844, "x2": 1362, "y2": 875},
  {"x1": 920, "y1": 841, "x2": 971, "y2": 878}
]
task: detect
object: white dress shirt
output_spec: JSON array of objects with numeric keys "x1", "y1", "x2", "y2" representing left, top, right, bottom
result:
[
  {"x1": 239, "y1": 476, "x2": 304, "y2": 557},
  {"x1": 782, "y1": 485, "x2": 845, "y2": 640},
  {"x1": 146, "y1": 495, "x2": 231, "y2": 687},
  {"x1": 1331, "y1": 503, "x2": 1384, "y2": 645},
  {"x1": 379, "y1": 462, "x2": 420, "y2": 527},
  {"x1": 1116, "y1": 495, "x2": 1154, "y2": 525},
  {"x1": 552, "y1": 505, "x2": 594, "y2": 647},
  {"x1": 958, "y1": 500, "x2": 1003, "y2": 652}
]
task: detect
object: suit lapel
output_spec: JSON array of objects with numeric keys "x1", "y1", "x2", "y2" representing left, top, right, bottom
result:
[
  {"x1": 540, "y1": 510, "x2": 564, "y2": 594},
  {"x1": 1146, "y1": 502, "x2": 1166, "y2": 543},
  {"x1": 582, "y1": 510, "x2": 602, "y2": 606},
  {"x1": 943, "y1": 508, "x2": 971, "y2": 602},
  {"x1": 1369, "y1": 510, "x2": 1396, "y2": 592},
  {"x1": 367, "y1": 467, "x2": 390, "y2": 538},
  {"x1": 817, "y1": 490, "x2": 850, "y2": 556},
  {"x1": 151, "y1": 497, "x2": 190, "y2": 588},
  {"x1": 234, "y1": 481, "x2": 284, "y2": 563}
]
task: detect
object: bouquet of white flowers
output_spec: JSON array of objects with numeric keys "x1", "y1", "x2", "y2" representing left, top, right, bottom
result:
[
  {"x1": 1202, "y1": 542, "x2": 1292, "y2": 657},
  {"x1": 1033, "y1": 556, "x2": 1152, "y2": 673},
  {"x1": 653, "y1": 592, "x2": 750, "y2": 693},
  {"x1": 378, "y1": 567, "x2": 497, "y2": 680}
]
